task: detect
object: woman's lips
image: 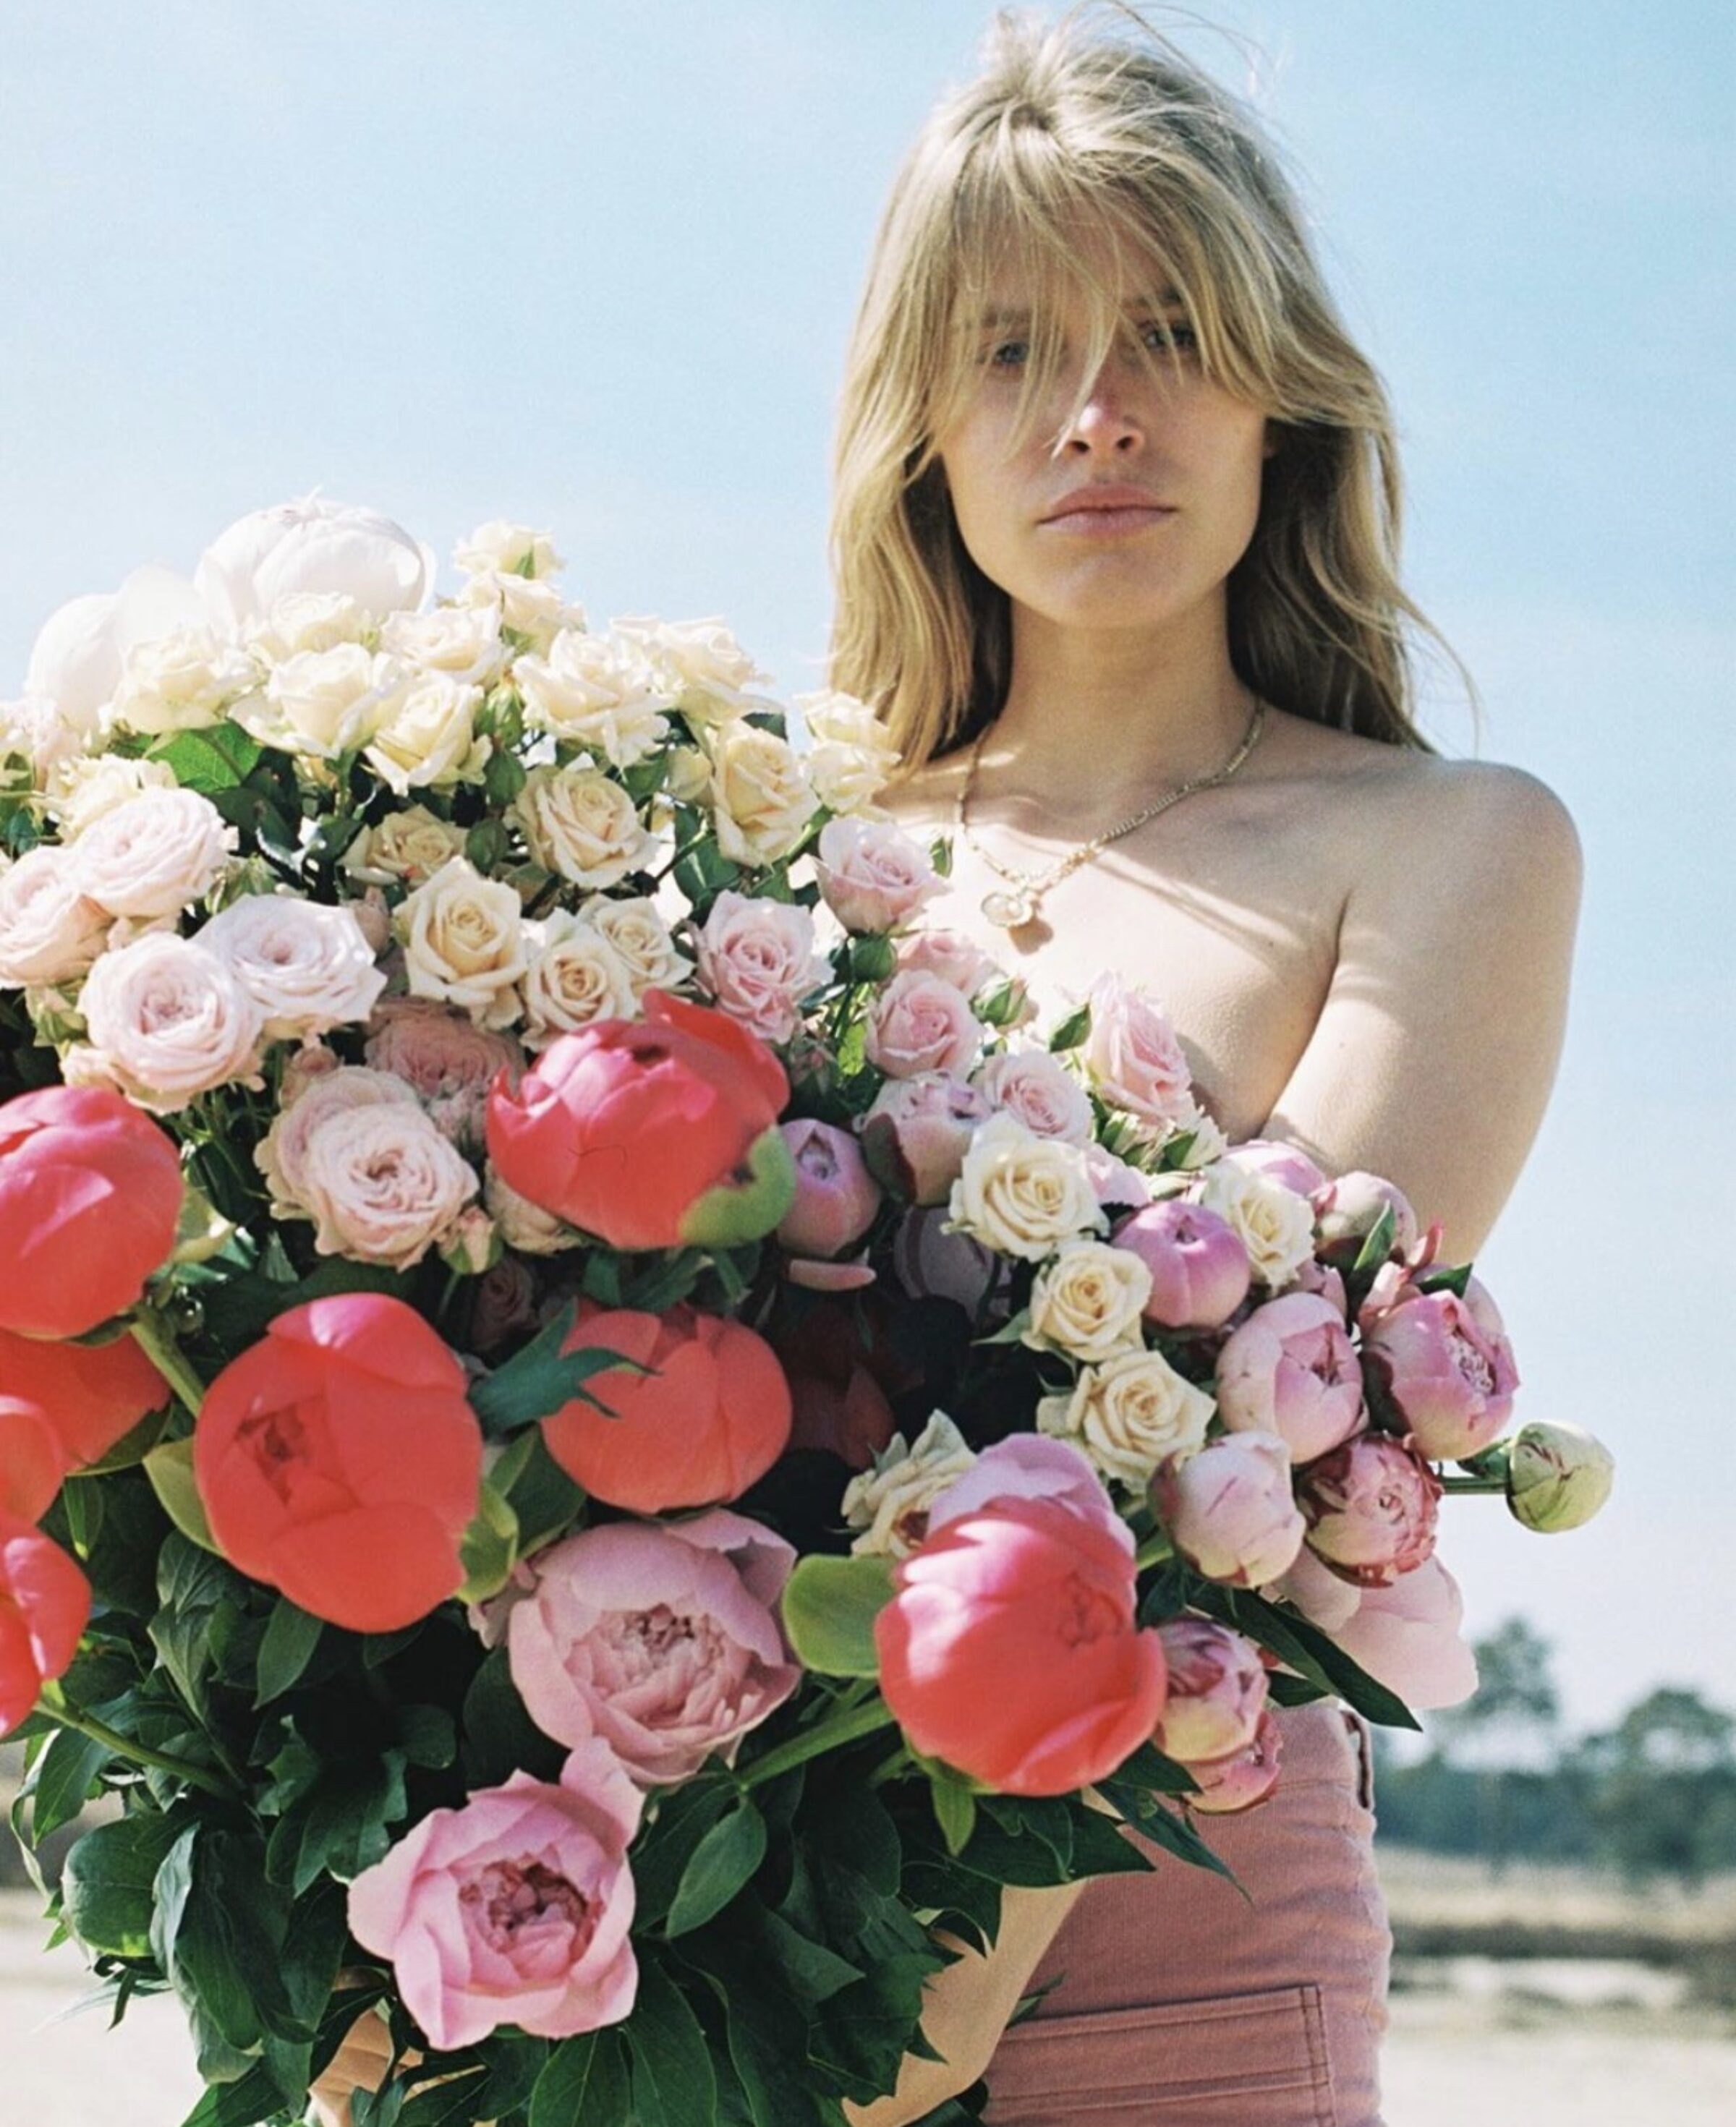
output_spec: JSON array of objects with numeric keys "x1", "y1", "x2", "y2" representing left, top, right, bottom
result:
[{"x1": 1039, "y1": 501, "x2": 1177, "y2": 534}]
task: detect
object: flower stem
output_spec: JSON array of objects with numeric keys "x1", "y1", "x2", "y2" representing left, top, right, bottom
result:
[
  {"x1": 129, "y1": 1310, "x2": 207, "y2": 1420},
  {"x1": 1439, "y1": 1474, "x2": 1508, "y2": 1496},
  {"x1": 1136, "y1": 1530, "x2": 1176, "y2": 1571},
  {"x1": 38, "y1": 1687, "x2": 240, "y2": 1803},
  {"x1": 739, "y1": 1697, "x2": 898, "y2": 1789}
]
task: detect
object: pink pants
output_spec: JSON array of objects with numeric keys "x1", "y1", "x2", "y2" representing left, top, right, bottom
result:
[{"x1": 983, "y1": 1702, "x2": 1391, "y2": 2126}]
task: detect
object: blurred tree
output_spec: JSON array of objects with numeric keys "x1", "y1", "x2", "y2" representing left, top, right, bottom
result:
[
  {"x1": 1429, "y1": 1615, "x2": 1563, "y2": 1872},
  {"x1": 1574, "y1": 1686, "x2": 1736, "y2": 1883}
]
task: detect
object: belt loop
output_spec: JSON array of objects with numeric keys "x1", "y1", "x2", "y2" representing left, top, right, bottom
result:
[{"x1": 1343, "y1": 1708, "x2": 1376, "y2": 1812}]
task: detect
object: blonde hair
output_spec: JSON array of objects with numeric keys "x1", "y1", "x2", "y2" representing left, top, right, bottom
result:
[{"x1": 830, "y1": 4, "x2": 1460, "y2": 769}]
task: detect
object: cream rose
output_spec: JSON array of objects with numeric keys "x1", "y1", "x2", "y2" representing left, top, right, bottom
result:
[
  {"x1": 578, "y1": 894, "x2": 691, "y2": 997},
  {"x1": 72, "y1": 933, "x2": 265, "y2": 1111},
  {"x1": 396, "y1": 857, "x2": 527, "y2": 1028},
  {"x1": 378, "y1": 602, "x2": 508, "y2": 687},
  {"x1": 0, "y1": 846, "x2": 111, "y2": 988},
  {"x1": 43, "y1": 754, "x2": 176, "y2": 839},
  {"x1": 69, "y1": 786, "x2": 235, "y2": 919},
  {"x1": 513, "y1": 628, "x2": 669, "y2": 765},
  {"x1": 453, "y1": 520, "x2": 566, "y2": 581},
  {"x1": 946, "y1": 1111, "x2": 1103, "y2": 1261},
  {"x1": 363, "y1": 671, "x2": 490, "y2": 795},
  {"x1": 290, "y1": 1098, "x2": 477, "y2": 1269},
  {"x1": 459, "y1": 568, "x2": 581, "y2": 653},
  {"x1": 1037, "y1": 1347, "x2": 1216, "y2": 1492},
  {"x1": 694, "y1": 890, "x2": 827, "y2": 1044},
  {"x1": 618, "y1": 615, "x2": 767, "y2": 723},
  {"x1": 244, "y1": 591, "x2": 373, "y2": 663},
  {"x1": 109, "y1": 625, "x2": 260, "y2": 737},
  {"x1": 1023, "y1": 1237, "x2": 1152, "y2": 1362},
  {"x1": 1196, "y1": 1162, "x2": 1317, "y2": 1288},
  {"x1": 973, "y1": 1048, "x2": 1095, "y2": 1144},
  {"x1": 256, "y1": 1065, "x2": 420, "y2": 1215},
  {"x1": 485, "y1": 1166, "x2": 582, "y2": 1256},
  {"x1": 521, "y1": 913, "x2": 639, "y2": 1048},
  {"x1": 1, "y1": 693, "x2": 87, "y2": 784},
  {"x1": 793, "y1": 689, "x2": 898, "y2": 815},
  {"x1": 197, "y1": 892, "x2": 386, "y2": 1040},
  {"x1": 708, "y1": 725, "x2": 817, "y2": 866},
  {"x1": 841, "y1": 1412, "x2": 978, "y2": 1559},
  {"x1": 342, "y1": 805, "x2": 469, "y2": 887},
  {"x1": 237, "y1": 644, "x2": 409, "y2": 758},
  {"x1": 511, "y1": 764, "x2": 660, "y2": 888}
]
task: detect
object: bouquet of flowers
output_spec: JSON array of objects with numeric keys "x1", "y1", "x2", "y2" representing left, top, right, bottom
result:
[{"x1": 0, "y1": 498, "x2": 1614, "y2": 2127}]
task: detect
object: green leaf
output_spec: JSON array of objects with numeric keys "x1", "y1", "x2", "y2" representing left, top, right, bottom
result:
[
  {"x1": 497, "y1": 1429, "x2": 585, "y2": 1555},
  {"x1": 744, "y1": 1901, "x2": 864, "y2": 2006},
  {"x1": 845, "y1": 934, "x2": 897, "y2": 983},
  {"x1": 632, "y1": 1778, "x2": 736, "y2": 1930},
  {"x1": 459, "y1": 1646, "x2": 566, "y2": 1790},
  {"x1": 467, "y1": 1303, "x2": 653, "y2": 1438},
  {"x1": 25, "y1": 1723, "x2": 111, "y2": 1843},
  {"x1": 624, "y1": 1959, "x2": 718, "y2": 2126},
  {"x1": 142, "y1": 1438, "x2": 221, "y2": 1554},
  {"x1": 148, "y1": 723, "x2": 263, "y2": 794},
  {"x1": 779, "y1": 1553, "x2": 894, "y2": 1678},
  {"x1": 265, "y1": 1747, "x2": 410, "y2": 1897},
  {"x1": 929, "y1": 1771, "x2": 977, "y2": 1858},
  {"x1": 929, "y1": 834, "x2": 953, "y2": 878},
  {"x1": 456, "y1": 1478, "x2": 520, "y2": 1603},
  {"x1": 1047, "y1": 1001, "x2": 1092, "y2": 1051},
  {"x1": 61, "y1": 1810, "x2": 182, "y2": 1957},
  {"x1": 530, "y1": 2030, "x2": 631, "y2": 2127},
  {"x1": 665, "y1": 1799, "x2": 767, "y2": 1938},
  {"x1": 1350, "y1": 1203, "x2": 1398, "y2": 1275},
  {"x1": 1196, "y1": 1584, "x2": 1420, "y2": 1731},
  {"x1": 255, "y1": 1598, "x2": 323, "y2": 1707},
  {"x1": 154, "y1": 1825, "x2": 302, "y2": 2054}
]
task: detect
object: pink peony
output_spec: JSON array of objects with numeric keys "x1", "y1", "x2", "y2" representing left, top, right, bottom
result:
[
  {"x1": 864, "y1": 969, "x2": 984, "y2": 1080},
  {"x1": 929, "y1": 1433, "x2": 1128, "y2": 1548},
  {"x1": 1332, "y1": 1558, "x2": 1478, "y2": 1710},
  {"x1": 1216, "y1": 1139, "x2": 1329, "y2": 1198},
  {"x1": 775, "y1": 1119, "x2": 882, "y2": 1258},
  {"x1": 1298, "y1": 1433, "x2": 1442, "y2": 1587},
  {"x1": 1080, "y1": 973, "x2": 1194, "y2": 1129},
  {"x1": 694, "y1": 890, "x2": 829, "y2": 1045},
  {"x1": 1113, "y1": 1201, "x2": 1251, "y2": 1331},
  {"x1": 1187, "y1": 1709, "x2": 1284, "y2": 1813},
  {"x1": 860, "y1": 1071, "x2": 990, "y2": 1206},
  {"x1": 1361, "y1": 1277, "x2": 1518, "y2": 1460},
  {"x1": 506, "y1": 1511, "x2": 801, "y2": 1786},
  {"x1": 814, "y1": 817, "x2": 945, "y2": 934},
  {"x1": 1215, "y1": 1292, "x2": 1366, "y2": 1464},
  {"x1": 346, "y1": 1739, "x2": 640, "y2": 2049},
  {"x1": 1151, "y1": 1433, "x2": 1306, "y2": 1589},
  {"x1": 1312, "y1": 1169, "x2": 1419, "y2": 1257},
  {"x1": 1152, "y1": 1619, "x2": 1269, "y2": 1767},
  {"x1": 890, "y1": 1205, "x2": 1004, "y2": 1316}
]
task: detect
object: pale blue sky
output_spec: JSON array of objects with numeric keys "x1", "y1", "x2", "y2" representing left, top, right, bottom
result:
[{"x1": 2, "y1": 1, "x2": 1730, "y2": 1728}]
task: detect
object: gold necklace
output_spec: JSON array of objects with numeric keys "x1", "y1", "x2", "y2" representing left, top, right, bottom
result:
[{"x1": 954, "y1": 698, "x2": 1267, "y2": 932}]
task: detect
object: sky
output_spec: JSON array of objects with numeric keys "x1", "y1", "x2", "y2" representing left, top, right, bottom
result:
[{"x1": 1, "y1": 0, "x2": 1731, "y2": 1732}]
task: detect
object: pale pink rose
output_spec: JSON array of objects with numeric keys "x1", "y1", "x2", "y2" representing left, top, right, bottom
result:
[
  {"x1": 890, "y1": 1205, "x2": 1005, "y2": 1315},
  {"x1": 197, "y1": 892, "x2": 386, "y2": 1041},
  {"x1": 1084, "y1": 1143, "x2": 1154, "y2": 1213},
  {"x1": 1152, "y1": 1433, "x2": 1306, "y2": 1588},
  {"x1": 865, "y1": 968, "x2": 983, "y2": 1080},
  {"x1": 971, "y1": 1049, "x2": 1094, "y2": 1144},
  {"x1": 1298, "y1": 1433, "x2": 1441, "y2": 1587},
  {"x1": 1361, "y1": 1277, "x2": 1518, "y2": 1460},
  {"x1": 294, "y1": 1099, "x2": 478, "y2": 1268},
  {"x1": 694, "y1": 891, "x2": 827, "y2": 1044},
  {"x1": 1081, "y1": 972, "x2": 1194, "y2": 1128},
  {"x1": 1333, "y1": 1558, "x2": 1478, "y2": 1710},
  {"x1": 895, "y1": 927, "x2": 998, "y2": 997},
  {"x1": 1114, "y1": 1200, "x2": 1251, "y2": 1330},
  {"x1": 3, "y1": 689, "x2": 89, "y2": 777},
  {"x1": 365, "y1": 996, "x2": 524, "y2": 1148},
  {"x1": 346, "y1": 1739, "x2": 640, "y2": 2050},
  {"x1": 1215, "y1": 1292, "x2": 1366, "y2": 1463},
  {"x1": 1312, "y1": 1169, "x2": 1420, "y2": 1258},
  {"x1": 814, "y1": 817, "x2": 945, "y2": 934},
  {"x1": 256, "y1": 1065, "x2": 422, "y2": 1214},
  {"x1": 860, "y1": 1072, "x2": 990, "y2": 1205},
  {"x1": 928, "y1": 1433, "x2": 1129, "y2": 1551},
  {"x1": 1153, "y1": 1619, "x2": 1270, "y2": 1765},
  {"x1": 776, "y1": 1119, "x2": 882, "y2": 1258},
  {"x1": 1215, "y1": 1138, "x2": 1329, "y2": 1198},
  {"x1": 73, "y1": 934, "x2": 265, "y2": 1112},
  {"x1": 69, "y1": 786, "x2": 234, "y2": 920},
  {"x1": 0, "y1": 845, "x2": 110, "y2": 987},
  {"x1": 509, "y1": 1514, "x2": 801, "y2": 1786},
  {"x1": 1188, "y1": 1708, "x2": 1284, "y2": 1813}
]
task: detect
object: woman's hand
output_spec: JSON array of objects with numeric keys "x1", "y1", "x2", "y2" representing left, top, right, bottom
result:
[{"x1": 307, "y1": 2000, "x2": 399, "y2": 2127}]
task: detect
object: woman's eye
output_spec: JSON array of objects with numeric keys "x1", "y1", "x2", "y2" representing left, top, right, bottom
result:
[
  {"x1": 987, "y1": 338, "x2": 1030, "y2": 370},
  {"x1": 1143, "y1": 320, "x2": 1199, "y2": 355}
]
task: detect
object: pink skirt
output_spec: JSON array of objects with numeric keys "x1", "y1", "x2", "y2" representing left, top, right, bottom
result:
[{"x1": 983, "y1": 1702, "x2": 1391, "y2": 2126}]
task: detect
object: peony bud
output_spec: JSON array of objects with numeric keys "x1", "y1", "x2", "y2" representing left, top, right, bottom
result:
[
  {"x1": 1186, "y1": 1708, "x2": 1284, "y2": 1814},
  {"x1": 1152, "y1": 1619, "x2": 1269, "y2": 1765},
  {"x1": 1150, "y1": 1433, "x2": 1306, "y2": 1589},
  {"x1": 1505, "y1": 1420, "x2": 1615, "y2": 1533},
  {"x1": 1298, "y1": 1433, "x2": 1441, "y2": 1587},
  {"x1": 1113, "y1": 1200, "x2": 1251, "y2": 1331},
  {"x1": 775, "y1": 1119, "x2": 882, "y2": 1258},
  {"x1": 1311, "y1": 1169, "x2": 1419, "y2": 1258}
]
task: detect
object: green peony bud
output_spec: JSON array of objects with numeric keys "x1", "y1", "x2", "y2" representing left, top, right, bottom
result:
[{"x1": 1505, "y1": 1420, "x2": 1615, "y2": 1533}]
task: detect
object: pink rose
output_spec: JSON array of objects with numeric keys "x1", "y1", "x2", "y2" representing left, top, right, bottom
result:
[
  {"x1": 929, "y1": 1433, "x2": 1128, "y2": 1550},
  {"x1": 1114, "y1": 1201, "x2": 1251, "y2": 1330},
  {"x1": 1333, "y1": 1557, "x2": 1478, "y2": 1710},
  {"x1": 890, "y1": 1205, "x2": 1003, "y2": 1315},
  {"x1": 861, "y1": 1071, "x2": 990, "y2": 1205},
  {"x1": 775, "y1": 1118, "x2": 882, "y2": 1258},
  {"x1": 1080, "y1": 973, "x2": 1194, "y2": 1128},
  {"x1": 1312, "y1": 1169, "x2": 1420, "y2": 1257},
  {"x1": 1152, "y1": 1619, "x2": 1269, "y2": 1766},
  {"x1": 694, "y1": 890, "x2": 829, "y2": 1045},
  {"x1": 1151, "y1": 1433, "x2": 1306, "y2": 1588},
  {"x1": 364, "y1": 997, "x2": 524, "y2": 1148},
  {"x1": 1215, "y1": 1138, "x2": 1329, "y2": 1198},
  {"x1": 507, "y1": 1511, "x2": 801, "y2": 1786},
  {"x1": 814, "y1": 817, "x2": 945, "y2": 934},
  {"x1": 1187, "y1": 1708, "x2": 1284, "y2": 1813},
  {"x1": 896, "y1": 927, "x2": 998, "y2": 996},
  {"x1": 0, "y1": 846, "x2": 111, "y2": 988},
  {"x1": 1215, "y1": 1292, "x2": 1366, "y2": 1463},
  {"x1": 971, "y1": 1049, "x2": 1094, "y2": 1143},
  {"x1": 1298, "y1": 1433, "x2": 1442, "y2": 1586},
  {"x1": 346, "y1": 1739, "x2": 640, "y2": 2049},
  {"x1": 864, "y1": 969, "x2": 983, "y2": 1080},
  {"x1": 1361, "y1": 1276, "x2": 1518, "y2": 1459}
]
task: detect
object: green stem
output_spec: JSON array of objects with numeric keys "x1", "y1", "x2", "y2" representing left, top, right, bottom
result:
[
  {"x1": 38, "y1": 1688, "x2": 239, "y2": 1803},
  {"x1": 1439, "y1": 1474, "x2": 1509, "y2": 1496},
  {"x1": 129, "y1": 1310, "x2": 206, "y2": 1420},
  {"x1": 1136, "y1": 1530, "x2": 1176, "y2": 1570},
  {"x1": 739, "y1": 1698, "x2": 898, "y2": 1789}
]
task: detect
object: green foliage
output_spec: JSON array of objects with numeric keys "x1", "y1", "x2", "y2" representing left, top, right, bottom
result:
[{"x1": 780, "y1": 1555, "x2": 894, "y2": 1677}]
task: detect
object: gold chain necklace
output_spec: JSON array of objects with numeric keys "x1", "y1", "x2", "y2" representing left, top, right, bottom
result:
[{"x1": 953, "y1": 698, "x2": 1267, "y2": 932}]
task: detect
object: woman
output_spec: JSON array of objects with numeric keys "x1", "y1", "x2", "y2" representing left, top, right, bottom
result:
[{"x1": 830, "y1": 8, "x2": 1580, "y2": 2124}]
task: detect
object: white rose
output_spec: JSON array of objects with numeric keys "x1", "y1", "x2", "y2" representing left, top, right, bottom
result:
[
  {"x1": 946, "y1": 1111, "x2": 1104, "y2": 1261},
  {"x1": 72, "y1": 933, "x2": 265, "y2": 1110},
  {"x1": 578, "y1": 894, "x2": 692, "y2": 997},
  {"x1": 1023, "y1": 1237, "x2": 1152, "y2": 1361},
  {"x1": 109, "y1": 626, "x2": 260, "y2": 736},
  {"x1": 708, "y1": 725, "x2": 817, "y2": 866},
  {"x1": 25, "y1": 565, "x2": 206, "y2": 737},
  {"x1": 841, "y1": 1412, "x2": 978, "y2": 1559},
  {"x1": 616, "y1": 615, "x2": 768, "y2": 723},
  {"x1": 972, "y1": 1048, "x2": 1095, "y2": 1144},
  {"x1": 793, "y1": 689, "x2": 899, "y2": 814},
  {"x1": 0, "y1": 846, "x2": 111, "y2": 987},
  {"x1": 461, "y1": 569, "x2": 582, "y2": 653},
  {"x1": 521, "y1": 912, "x2": 638, "y2": 1048},
  {"x1": 237, "y1": 644, "x2": 410, "y2": 758},
  {"x1": 43, "y1": 754, "x2": 176, "y2": 839},
  {"x1": 363, "y1": 672, "x2": 490, "y2": 796},
  {"x1": 453, "y1": 521, "x2": 566, "y2": 580},
  {"x1": 244, "y1": 592, "x2": 374, "y2": 663},
  {"x1": 395, "y1": 856, "x2": 527, "y2": 1028},
  {"x1": 342, "y1": 806, "x2": 469, "y2": 887},
  {"x1": 1, "y1": 693, "x2": 88, "y2": 783},
  {"x1": 484, "y1": 1167, "x2": 582, "y2": 1256},
  {"x1": 1196, "y1": 1162, "x2": 1316, "y2": 1287},
  {"x1": 195, "y1": 497, "x2": 436, "y2": 636},
  {"x1": 256, "y1": 1065, "x2": 418, "y2": 1214},
  {"x1": 69, "y1": 786, "x2": 234, "y2": 919},
  {"x1": 511, "y1": 764, "x2": 660, "y2": 888},
  {"x1": 1037, "y1": 1348, "x2": 1216, "y2": 1492},
  {"x1": 664, "y1": 744, "x2": 711, "y2": 804},
  {"x1": 292, "y1": 1099, "x2": 477, "y2": 1269},
  {"x1": 512, "y1": 628, "x2": 670, "y2": 765},
  {"x1": 197, "y1": 892, "x2": 386, "y2": 1041},
  {"x1": 378, "y1": 603, "x2": 508, "y2": 688}
]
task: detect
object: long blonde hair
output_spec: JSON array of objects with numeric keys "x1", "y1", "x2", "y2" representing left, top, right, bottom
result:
[{"x1": 830, "y1": 4, "x2": 1459, "y2": 769}]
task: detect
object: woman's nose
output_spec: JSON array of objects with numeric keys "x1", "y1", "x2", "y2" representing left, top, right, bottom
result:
[{"x1": 1059, "y1": 363, "x2": 1146, "y2": 455}]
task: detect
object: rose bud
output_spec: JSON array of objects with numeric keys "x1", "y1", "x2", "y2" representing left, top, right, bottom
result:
[
  {"x1": 1152, "y1": 1618, "x2": 1269, "y2": 1765},
  {"x1": 890, "y1": 1205, "x2": 1003, "y2": 1316},
  {"x1": 875, "y1": 1494, "x2": 1167, "y2": 1796},
  {"x1": 1214, "y1": 1139, "x2": 1329, "y2": 1200},
  {"x1": 1151, "y1": 1433, "x2": 1306, "y2": 1589},
  {"x1": 1333, "y1": 1556, "x2": 1478, "y2": 1710},
  {"x1": 1113, "y1": 1200, "x2": 1251, "y2": 1331},
  {"x1": 194, "y1": 1293, "x2": 483, "y2": 1632},
  {"x1": 1215, "y1": 1292, "x2": 1366, "y2": 1464},
  {"x1": 775, "y1": 1119, "x2": 882, "y2": 1259},
  {"x1": 0, "y1": 1399, "x2": 67, "y2": 1522},
  {"x1": 540, "y1": 1304, "x2": 791, "y2": 1514},
  {"x1": 0, "y1": 1512, "x2": 91, "y2": 1735},
  {"x1": 1361, "y1": 1275, "x2": 1518, "y2": 1459},
  {"x1": 0, "y1": 1086, "x2": 184, "y2": 1338},
  {"x1": 860, "y1": 1071, "x2": 991, "y2": 1206},
  {"x1": 1298, "y1": 1433, "x2": 1442, "y2": 1587},
  {"x1": 1187, "y1": 1708, "x2": 1284, "y2": 1814},
  {"x1": 0, "y1": 1325, "x2": 169, "y2": 1470},
  {"x1": 1505, "y1": 1419, "x2": 1615, "y2": 1534},
  {"x1": 1311, "y1": 1169, "x2": 1419, "y2": 1257},
  {"x1": 485, "y1": 989, "x2": 794, "y2": 1251}
]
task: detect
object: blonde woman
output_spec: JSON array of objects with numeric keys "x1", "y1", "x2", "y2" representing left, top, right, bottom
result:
[{"x1": 835, "y1": 7, "x2": 1580, "y2": 2124}]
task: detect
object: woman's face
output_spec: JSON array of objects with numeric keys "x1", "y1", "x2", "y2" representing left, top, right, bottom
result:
[{"x1": 935, "y1": 271, "x2": 1272, "y2": 641}]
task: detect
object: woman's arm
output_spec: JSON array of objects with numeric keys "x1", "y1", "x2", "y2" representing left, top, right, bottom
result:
[{"x1": 1263, "y1": 762, "x2": 1583, "y2": 1259}]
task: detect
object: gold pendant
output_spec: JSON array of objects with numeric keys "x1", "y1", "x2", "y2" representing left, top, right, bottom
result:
[{"x1": 981, "y1": 887, "x2": 1037, "y2": 930}]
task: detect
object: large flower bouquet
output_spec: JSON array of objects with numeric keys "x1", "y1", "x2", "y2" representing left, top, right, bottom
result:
[{"x1": 0, "y1": 500, "x2": 1612, "y2": 2127}]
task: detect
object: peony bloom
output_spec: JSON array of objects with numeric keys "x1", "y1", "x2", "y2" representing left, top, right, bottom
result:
[
  {"x1": 0, "y1": 1398, "x2": 67, "y2": 1522},
  {"x1": 346, "y1": 1740, "x2": 640, "y2": 2049},
  {"x1": 0, "y1": 1086, "x2": 184, "y2": 1337},
  {"x1": 1112, "y1": 1200, "x2": 1251, "y2": 1331},
  {"x1": 1298, "y1": 1433, "x2": 1442, "y2": 1587},
  {"x1": 1214, "y1": 1292, "x2": 1366, "y2": 1464},
  {"x1": 1152, "y1": 1619, "x2": 1270, "y2": 1767},
  {"x1": 540, "y1": 1305, "x2": 791, "y2": 1514},
  {"x1": 1187, "y1": 1709, "x2": 1284, "y2": 1814},
  {"x1": 507, "y1": 1512, "x2": 801, "y2": 1785},
  {"x1": 195, "y1": 495, "x2": 436, "y2": 636},
  {"x1": 876, "y1": 1493, "x2": 1167, "y2": 1796},
  {"x1": 1331, "y1": 1557, "x2": 1478, "y2": 1710},
  {"x1": 0, "y1": 1513, "x2": 91, "y2": 1735},
  {"x1": 194, "y1": 1294, "x2": 482, "y2": 1632},
  {"x1": 861, "y1": 1072, "x2": 992, "y2": 1208},
  {"x1": 1361, "y1": 1279, "x2": 1518, "y2": 1461},
  {"x1": 927, "y1": 1433, "x2": 1128, "y2": 1549},
  {"x1": 1151, "y1": 1433, "x2": 1306, "y2": 1589},
  {"x1": 0, "y1": 1326, "x2": 169, "y2": 1470},
  {"x1": 775, "y1": 1120, "x2": 882, "y2": 1260}
]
